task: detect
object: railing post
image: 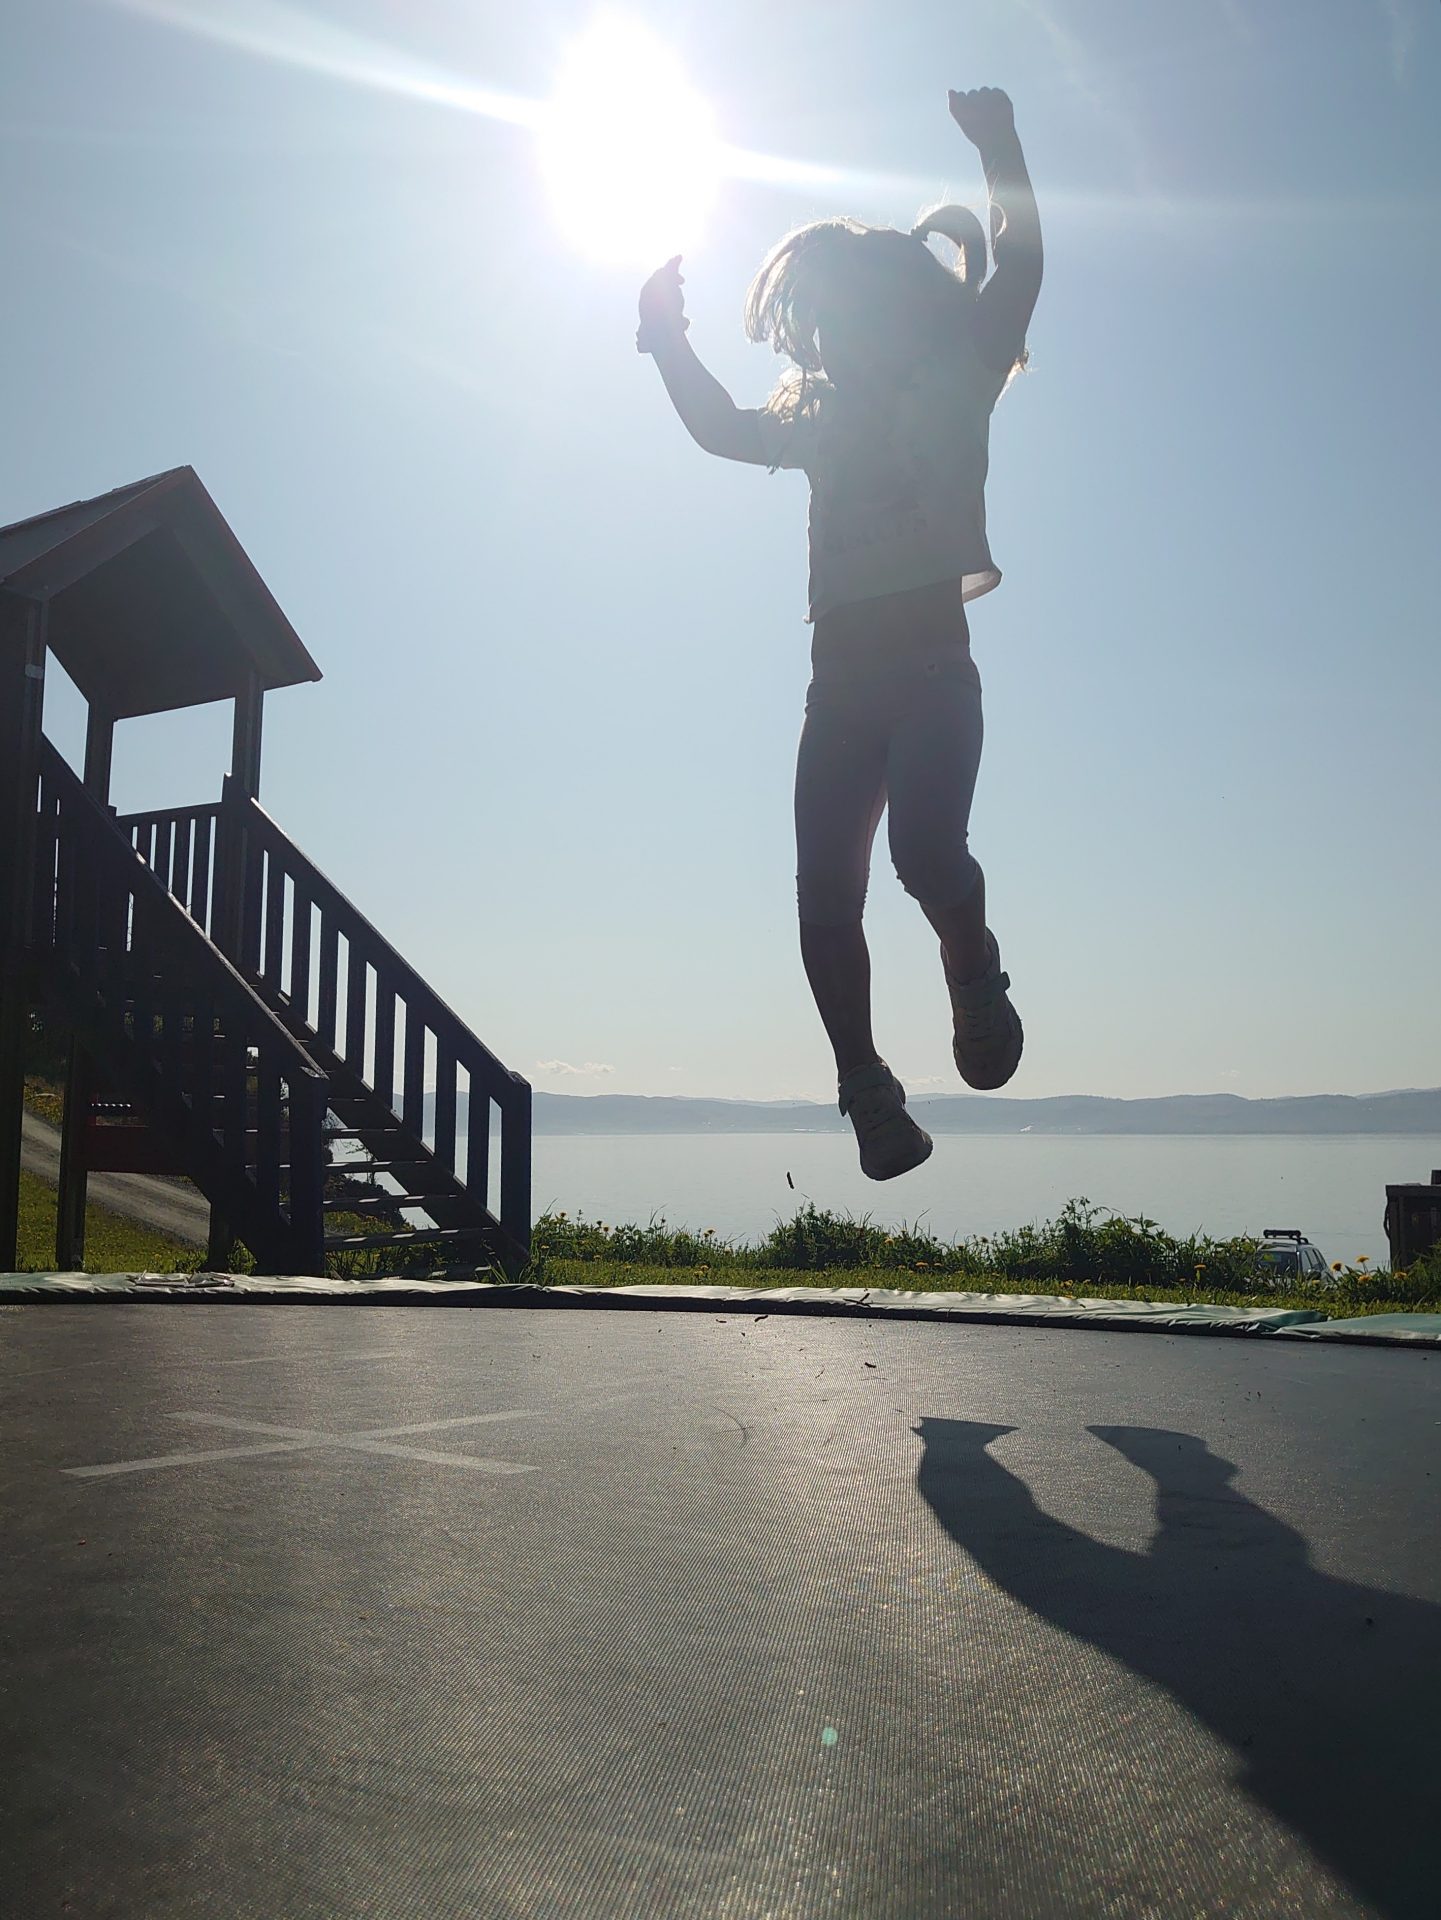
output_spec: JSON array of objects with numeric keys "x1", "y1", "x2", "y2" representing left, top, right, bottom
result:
[
  {"x1": 212, "y1": 776, "x2": 245, "y2": 967},
  {"x1": 287, "y1": 1071, "x2": 328, "y2": 1275},
  {"x1": 500, "y1": 1074, "x2": 532, "y2": 1274}
]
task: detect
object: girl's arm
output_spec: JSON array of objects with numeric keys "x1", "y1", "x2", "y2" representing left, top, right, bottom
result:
[
  {"x1": 949, "y1": 89, "x2": 1043, "y2": 373},
  {"x1": 638, "y1": 257, "x2": 766, "y2": 465}
]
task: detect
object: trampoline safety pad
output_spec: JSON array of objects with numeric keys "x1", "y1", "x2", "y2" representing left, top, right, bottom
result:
[
  {"x1": 4, "y1": 1269, "x2": 1440, "y2": 1347},
  {"x1": 2, "y1": 1297, "x2": 1437, "y2": 1919}
]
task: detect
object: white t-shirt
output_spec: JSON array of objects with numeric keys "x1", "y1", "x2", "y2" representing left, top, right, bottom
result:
[{"x1": 754, "y1": 335, "x2": 1009, "y2": 624}]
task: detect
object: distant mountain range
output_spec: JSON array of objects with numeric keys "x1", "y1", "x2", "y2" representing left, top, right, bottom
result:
[{"x1": 486, "y1": 1089, "x2": 1441, "y2": 1136}]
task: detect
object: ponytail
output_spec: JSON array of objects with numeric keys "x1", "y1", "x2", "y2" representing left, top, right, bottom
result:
[{"x1": 910, "y1": 204, "x2": 988, "y2": 291}]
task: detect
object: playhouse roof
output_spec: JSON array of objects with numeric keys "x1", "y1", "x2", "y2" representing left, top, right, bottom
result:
[{"x1": 0, "y1": 467, "x2": 322, "y2": 719}]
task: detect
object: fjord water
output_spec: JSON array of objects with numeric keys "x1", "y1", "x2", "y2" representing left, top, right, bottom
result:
[{"x1": 512, "y1": 1133, "x2": 1441, "y2": 1269}]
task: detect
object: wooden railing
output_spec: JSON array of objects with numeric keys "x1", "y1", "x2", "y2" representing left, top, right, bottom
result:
[
  {"x1": 120, "y1": 781, "x2": 532, "y2": 1266},
  {"x1": 228, "y1": 780, "x2": 532, "y2": 1264},
  {"x1": 122, "y1": 800, "x2": 223, "y2": 933},
  {"x1": 37, "y1": 743, "x2": 329, "y2": 1273}
]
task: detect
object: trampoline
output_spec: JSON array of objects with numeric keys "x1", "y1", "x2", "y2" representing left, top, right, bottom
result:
[{"x1": 3, "y1": 1288, "x2": 1438, "y2": 1919}]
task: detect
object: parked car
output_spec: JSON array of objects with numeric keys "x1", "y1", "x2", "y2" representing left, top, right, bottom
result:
[{"x1": 1255, "y1": 1227, "x2": 1334, "y2": 1285}]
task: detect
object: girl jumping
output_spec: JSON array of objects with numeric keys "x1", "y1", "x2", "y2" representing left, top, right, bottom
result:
[{"x1": 638, "y1": 86, "x2": 1042, "y2": 1180}]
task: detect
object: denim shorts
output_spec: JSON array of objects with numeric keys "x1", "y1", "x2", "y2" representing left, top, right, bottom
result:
[{"x1": 794, "y1": 608, "x2": 984, "y2": 925}]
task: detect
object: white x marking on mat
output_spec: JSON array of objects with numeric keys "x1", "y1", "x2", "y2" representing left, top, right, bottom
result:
[{"x1": 65, "y1": 1409, "x2": 545, "y2": 1479}]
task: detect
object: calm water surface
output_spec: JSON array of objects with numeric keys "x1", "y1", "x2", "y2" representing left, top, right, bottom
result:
[{"x1": 517, "y1": 1133, "x2": 1441, "y2": 1269}]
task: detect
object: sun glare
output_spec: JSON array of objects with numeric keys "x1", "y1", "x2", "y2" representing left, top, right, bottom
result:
[{"x1": 537, "y1": 17, "x2": 723, "y2": 266}]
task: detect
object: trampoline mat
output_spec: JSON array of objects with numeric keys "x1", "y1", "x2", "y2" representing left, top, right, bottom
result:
[{"x1": 2, "y1": 1303, "x2": 1438, "y2": 1919}]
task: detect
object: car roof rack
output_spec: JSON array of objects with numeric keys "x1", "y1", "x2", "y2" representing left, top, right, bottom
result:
[{"x1": 1262, "y1": 1228, "x2": 1305, "y2": 1240}]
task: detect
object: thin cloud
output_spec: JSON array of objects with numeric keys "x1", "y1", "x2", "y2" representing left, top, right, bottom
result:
[
  {"x1": 1377, "y1": 0, "x2": 1415, "y2": 85},
  {"x1": 1010, "y1": 0, "x2": 1169, "y2": 214},
  {"x1": 535, "y1": 1060, "x2": 614, "y2": 1077},
  {"x1": 1011, "y1": 0, "x2": 1112, "y2": 123},
  {"x1": 28, "y1": 215, "x2": 310, "y2": 362},
  {"x1": 1212, "y1": 0, "x2": 1256, "y2": 41}
]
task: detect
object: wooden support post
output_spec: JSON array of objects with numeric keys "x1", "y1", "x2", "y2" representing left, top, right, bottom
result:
[
  {"x1": 214, "y1": 675, "x2": 266, "y2": 1259},
  {"x1": 55, "y1": 701, "x2": 117, "y2": 1268},
  {"x1": 217, "y1": 669, "x2": 262, "y2": 969},
  {"x1": 83, "y1": 704, "x2": 115, "y2": 809},
  {"x1": 230, "y1": 668, "x2": 264, "y2": 801},
  {"x1": 0, "y1": 592, "x2": 46, "y2": 1271},
  {"x1": 54, "y1": 1037, "x2": 91, "y2": 1270},
  {"x1": 206, "y1": 1205, "x2": 232, "y2": 1271}
]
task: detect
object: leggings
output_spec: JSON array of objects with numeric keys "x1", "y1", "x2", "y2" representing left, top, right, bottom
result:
[{"x1": 794, "y1": 600, "x2": 984, "y2": 926}]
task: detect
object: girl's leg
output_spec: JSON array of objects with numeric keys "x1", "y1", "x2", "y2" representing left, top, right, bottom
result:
[
  {"x1": 798, "y1": 920, "x2": 880, "y2": 1081},
  {"x1": 796, "y1": 674, "x2": 935, "y2": 1179},
  {"x1": 887, "y1": 648, "x2": 1023, "y2": 1087},
  {"x1": 885, "y1": 647, "x2": 987, "y2": 954},
  {"x1": 921, "y1": 870, "x2": 989, "y2": 985},
  {"x1": 794, "y1": 686, "x2": 889, "y2": 1081}
]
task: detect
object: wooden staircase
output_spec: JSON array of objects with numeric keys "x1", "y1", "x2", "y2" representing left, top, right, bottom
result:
[
  {"x1": 28, "y1": 739, "x2": 530, "y2": 1277},
  {"x1": 119, "y1": 767, "x2": 530, "y2": 1276},
  {"x1": 0, "y1": 466, "x2": 532, "y2": 1279}
]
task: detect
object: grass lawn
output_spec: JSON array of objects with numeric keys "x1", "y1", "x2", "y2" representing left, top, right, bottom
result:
[
  {"x1": 12, "y1": 1168, "x2": 195, "y2": 1274},
  {"x1": 535, "y1": 1258, "x2": 1430, "y2": 1317},
  {"x1": 22, "y1": 1080, "x2": 64, "y2": 1128}
]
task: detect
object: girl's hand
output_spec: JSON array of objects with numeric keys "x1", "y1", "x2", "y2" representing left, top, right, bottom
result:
[
  {"x1": 637, "y1": 254, "x2": 689, "y2": 352},
  {"x1": 948, "y1": 87, "x2": 1016, "y2": 148}
]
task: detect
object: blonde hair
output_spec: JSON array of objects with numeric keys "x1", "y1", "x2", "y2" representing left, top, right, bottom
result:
[{"x1": 744, "y1": 203, "x2": 1024, "y2": 423}]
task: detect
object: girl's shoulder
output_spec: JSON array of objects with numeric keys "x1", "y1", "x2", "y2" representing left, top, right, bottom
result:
[{"x1": 756, "y1": 374, "x2": 832, "y2": 472}]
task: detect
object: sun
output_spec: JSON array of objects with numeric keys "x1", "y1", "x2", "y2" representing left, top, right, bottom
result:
[{"x1": 536, "y1": 16, "x2": 724, "y2": 266}]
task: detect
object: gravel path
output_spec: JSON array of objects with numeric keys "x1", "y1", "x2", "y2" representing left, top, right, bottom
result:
[{"x1": 20, "y1": 1111, "x2": 209, "y2": 1250}]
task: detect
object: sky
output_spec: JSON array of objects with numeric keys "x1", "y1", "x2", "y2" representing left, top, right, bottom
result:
[{"x1": 4, "y1": 0, "x2": 1439, "y2": 1104}]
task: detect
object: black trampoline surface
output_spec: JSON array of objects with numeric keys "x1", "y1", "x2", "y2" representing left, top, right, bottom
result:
[{"x1": 3, "y1": 1304, "x2": 1438, "y2": 1920}]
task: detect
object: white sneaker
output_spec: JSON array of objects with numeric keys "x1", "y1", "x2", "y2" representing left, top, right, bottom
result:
[
  {"x1": 946, "y1": 930, "x2": 1024, "y2": 1090},
  {"x1": 838, "y1": 1060, "x2": 933, "y2": 1181}
]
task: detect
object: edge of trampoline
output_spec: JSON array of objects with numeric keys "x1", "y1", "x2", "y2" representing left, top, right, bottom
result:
[{"x1": 3, "y1": 1272, "x2": 1437, "y2": 1345}]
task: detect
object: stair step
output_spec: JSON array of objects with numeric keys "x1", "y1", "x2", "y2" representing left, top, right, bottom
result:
[
  {"x1": 341, "y1": 1158, "x2": 440, "y2": 1176},
  {"x1": 322, "y1": 1193, "x2": 440, "y2": 1213},
  {"x1": 325, "y1": 1110, "x2": 432, "y2": 1138},
  {"x1": 324, "y1": 1125, "x2": 412, "y2": 1141},
  {"x1": 326, "y1": 1175, "x2": 461, "y2": 1202},
  {"x1": 323, "y1": 1225, "x2": 497, "y2": 1253}
]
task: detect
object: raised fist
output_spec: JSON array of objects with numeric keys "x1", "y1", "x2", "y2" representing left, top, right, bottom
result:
[
  {"x1": 948, "y1": 87, "x2": 1016, "y2": 147},
  {"x1": 637, "y1": 254, "x2": 689, "y2": 348}
]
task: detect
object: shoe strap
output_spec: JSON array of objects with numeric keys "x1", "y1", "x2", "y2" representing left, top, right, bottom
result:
[
  {"x1": 947, "y1": 967, "x2": 1011, "y2": 1012},
  {"x1": 838, "y1": 1060, "x2": 897, "y2": 1116}
]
